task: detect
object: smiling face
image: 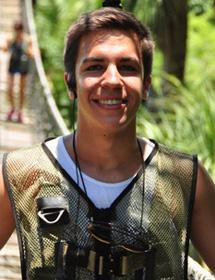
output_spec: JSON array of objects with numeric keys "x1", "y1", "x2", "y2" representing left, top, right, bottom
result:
[{"x1": 74, "y1": 29, "x2": 147, "y2": 133}]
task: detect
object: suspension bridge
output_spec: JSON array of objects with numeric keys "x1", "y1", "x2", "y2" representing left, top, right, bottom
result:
[
  {"x1": 0, "y1": 0, "x2": 214, "y2": 279},
  {"x1": 0, "y1": 0, "x2": 68, "y2": 278}
]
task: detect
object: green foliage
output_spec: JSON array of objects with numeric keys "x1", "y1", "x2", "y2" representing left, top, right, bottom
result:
[
  {"x1": 189, "y1": 0, "x2": 214, "y2": 15},
  {"x1": 186, "y1": 9, "x2": 215, "y2": 85},
  {"x1": 137, "y1": 76, "x2": 215, "y2": 178},
  {"x1": 137, "y1": 9, "x2": 215, "y2": 179},
  {"x1": 129, "y1": 0, "x2": 160, "y2": 24}
]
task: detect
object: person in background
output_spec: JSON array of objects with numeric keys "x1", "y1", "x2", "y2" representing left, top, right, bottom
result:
[
  {"x1": 2, "y1": 21, "x2": 33, "y2": 123},
  {"x1": 0, "y1": 3, "x2": 215, "y2": 280}
]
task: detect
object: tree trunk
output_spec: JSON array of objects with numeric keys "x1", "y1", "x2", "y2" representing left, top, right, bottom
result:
[
  {"x1": 154, "y1": 0, "x2": 188, "y2": 89},
  {"x1": 125, "y1": 0, "x2": 139, "y2": 12}
]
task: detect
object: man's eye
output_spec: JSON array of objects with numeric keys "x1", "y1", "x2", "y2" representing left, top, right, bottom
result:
[
  {"x1": 86, "y1": 65, "x2": 103, "y2": 71},
  {"x1": 119, "y1": 65, "x2": 138, "y2": 73}
]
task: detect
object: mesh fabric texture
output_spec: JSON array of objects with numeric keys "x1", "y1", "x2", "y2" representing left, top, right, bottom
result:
[{"x1": 3, "y1": 142, "x2": 196, "y2": 279}]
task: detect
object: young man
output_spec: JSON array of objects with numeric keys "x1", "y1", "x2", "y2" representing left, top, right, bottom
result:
[
  {"x1": 0, "y1": 6, "x2": 215, "y2": 280},
  {"x1": 2, "y1": 21, "x2": 33, "y2": 123}
]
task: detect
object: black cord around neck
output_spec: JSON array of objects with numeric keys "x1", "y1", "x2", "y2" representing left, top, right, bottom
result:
[
  {"x1": 137, "y1": 138, "x2": 145, "y2": 228},
  {"x1": 72, "y1": 99, "x2": 76, "y2": 131},
  {"x1": 73, "y1": 131, "x2": 145, "y2": 199},
  {"x1": 73, "y1": 130, "x2": 88, "y2": 194}
]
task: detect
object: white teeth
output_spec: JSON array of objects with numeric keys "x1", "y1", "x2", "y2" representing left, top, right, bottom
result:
[{"x1": 99, "y1": 99, "x2": 122, "y2": 105}]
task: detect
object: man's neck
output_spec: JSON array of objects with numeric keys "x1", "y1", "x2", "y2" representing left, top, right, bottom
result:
[{"x1": 64, "y1": 128, "x2": 144, "y2": 182}]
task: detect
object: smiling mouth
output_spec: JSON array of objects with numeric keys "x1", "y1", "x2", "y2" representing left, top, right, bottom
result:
[{"x1": 96, "y1": 99, "x2": 127, "y2": 105}]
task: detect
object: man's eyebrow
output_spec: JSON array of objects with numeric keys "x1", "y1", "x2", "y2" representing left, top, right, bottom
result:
[
  {"x1": 120, "y1": 57, "x2": 140, "y2": 63},
  {"x1": 82, "y1": 57, "x2": 139, "y2": 63},
  {"x1": 82, "y1": 57, "x2": 104, "y2": 64}
]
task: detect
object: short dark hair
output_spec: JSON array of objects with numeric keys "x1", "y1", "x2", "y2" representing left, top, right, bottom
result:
[{"x1": 64, "y1": 7, "x2": 154, "y2": 91}]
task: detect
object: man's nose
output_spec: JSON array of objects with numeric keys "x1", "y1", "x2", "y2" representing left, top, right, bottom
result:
[{"x1": 101, "y1": 65, "x2": 122, "y2": 88}]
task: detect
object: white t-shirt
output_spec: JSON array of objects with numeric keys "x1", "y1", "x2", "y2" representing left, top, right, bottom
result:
[{"x1": 45, "y1": 136, "x2": 136, "y2": 208}]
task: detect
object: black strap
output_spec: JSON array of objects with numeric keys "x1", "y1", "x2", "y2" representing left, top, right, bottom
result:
[
  {"x1": 184, "y1": 155, "x2": 198, "y2": 279},
  {"x1": 90, "y1": 209, "x2": 112, "y2": 279}
]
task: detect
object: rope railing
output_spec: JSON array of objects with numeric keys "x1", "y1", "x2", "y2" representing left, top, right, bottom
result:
[
  {"x1": 21, "y1": 0, "x2": 69, "y2": 139},
  {"x1": 18, "y1": 1, "x2": 215, "y2": 279}
]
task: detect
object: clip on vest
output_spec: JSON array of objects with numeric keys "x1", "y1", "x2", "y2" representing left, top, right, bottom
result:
[{"x1": 37, "y1": 196, "x2": 70, "y2": 228}]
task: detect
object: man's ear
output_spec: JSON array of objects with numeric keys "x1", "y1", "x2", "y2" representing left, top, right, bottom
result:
[
  {"x1": 64, "y1": 72, "x2": 76, "y2": 100},
  {"x1": 142, "y1": 75, "x2": 151, "y2": 101}
]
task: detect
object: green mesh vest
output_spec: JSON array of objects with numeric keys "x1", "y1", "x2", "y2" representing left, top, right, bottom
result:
[{"x1": 3, "y1": 141, "x2": 197, "y2": 280}]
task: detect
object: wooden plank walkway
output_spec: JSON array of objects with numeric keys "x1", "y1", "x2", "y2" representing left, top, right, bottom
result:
[{"x1": 0, "y1": 0, "x2": 40, "y2": 279}]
